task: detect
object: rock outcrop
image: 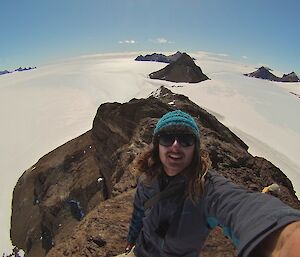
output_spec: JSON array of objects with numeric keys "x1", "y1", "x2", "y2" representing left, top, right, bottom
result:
[
  {"x1": 0, "y1": 67, "x2": 36, "y2": 76},
  {"x1": 281, "y1": 72, "x2": 300, "y2": 82},
  {"x1": 149, "y1": 53, "x2": 209, "y2": 83},
  {"x1": 11, "y1": 86, "x2": 300, "y2": 257},
  {"x1": 14, "y1": 67, "x2": 37, "y2": 72},
  {"x1": 244, "y1": 66, "x2": 281, "y2": 81},
  {"x1": 245, "y1": 67, "x2": 300, "y2": 82},
  {"x1": 135, "y1": 51, "x2": 183, "y2": 63},
  {"x1": 0, "y1": 70, "x2": 10, "y2": 75}
]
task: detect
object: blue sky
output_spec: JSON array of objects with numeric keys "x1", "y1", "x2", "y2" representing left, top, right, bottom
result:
[{"x1": 1, "y1": 0, "x2": 299, "y2": 73}]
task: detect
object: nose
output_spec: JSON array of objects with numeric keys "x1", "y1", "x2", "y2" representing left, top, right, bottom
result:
[{"x1": 171, "y1": 139, "x2": 181, "y2": 149}]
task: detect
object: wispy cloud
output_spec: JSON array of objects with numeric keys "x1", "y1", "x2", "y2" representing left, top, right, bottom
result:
[
  {"x1": 218, "y1": 53, "x2": 229, "y2": 57},
  {"x1": 119, "y1": 40, "x2": 136, "y2": 44},
  {"x1": 150, "y1": 37, "x2": 175, "y2": 44},
  {"x1": 242, "y1": 55, "x2": 248, "y2": 59}
]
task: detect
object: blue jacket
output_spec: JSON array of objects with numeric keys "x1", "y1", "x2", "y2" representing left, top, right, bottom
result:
[{"x1": 127, "y1": 170, "x2": 300, "y2": 257}]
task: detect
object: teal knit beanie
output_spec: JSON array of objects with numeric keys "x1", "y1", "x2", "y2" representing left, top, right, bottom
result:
[{"x1": 154, "y1": 110, "x2": 200, "y2": 139}]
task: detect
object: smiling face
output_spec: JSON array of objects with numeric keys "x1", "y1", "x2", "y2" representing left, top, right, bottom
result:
[{"x1": 159, "y1": 138, "x2": 195, "y2": 176}]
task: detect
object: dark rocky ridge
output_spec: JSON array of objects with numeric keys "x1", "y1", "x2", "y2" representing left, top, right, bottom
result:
[
  {"x1": 0, "y1": 70, "x2": 10, "y2": 75},
  {"x1": 149, "y1": 53, "x2": 209, "y2": 83},
  {"x1": 14, "y1": 67, "x2": 37, "y2": 72},
  {"x1": 11, "y1": 86, "x2": 300, "y2": 257},
  {"x1": 135, "y1": 51, "x2": 183, "y2": 63},
  {"x1": 0, "y1": 67, "x2": 37, "y2": 76},
  {"x1": 244, "y1": 67, "x2": 281, "y2": 81},
  {"x1": 281, "y1": 72, "x2": 300, "y2": 82},
  {"x1": 245, "y1": 66, "x2": 300, "y2": 82}
]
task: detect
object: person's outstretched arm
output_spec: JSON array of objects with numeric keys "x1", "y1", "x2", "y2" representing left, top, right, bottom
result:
[
  {"x1": 252, "y1": 221, "x2": 300, "y2": 257},
  {"x1": 203, "y1": 171, "x2": 300, "y2": 257}
]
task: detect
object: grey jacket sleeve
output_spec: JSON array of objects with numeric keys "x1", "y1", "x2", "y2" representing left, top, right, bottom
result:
[{"x1": 203, "y1": 171, "x2": 300, "y2": 257}]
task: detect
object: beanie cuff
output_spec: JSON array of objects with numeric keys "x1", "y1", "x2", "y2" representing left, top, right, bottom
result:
[{"x1": 154, "y1": 110, "x2": 200, "y2": 139}]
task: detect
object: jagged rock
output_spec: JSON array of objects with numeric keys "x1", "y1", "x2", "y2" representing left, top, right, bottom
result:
[
  {"x1": 167, "y1": 51, "x2": 184, "y2": 63},
  {"x1": 244, "y1": 66, "x2": 281, "y2": 81},
  {"x1": 0, "y1": 70, "x2": 10, "y2": 75},
  {"x1": 135, "y1": 51, "x2": 183, "y2": 63},
  {"x1": 135, "y1": 53, "x2": 169, "y2": 63},
  {"x1": 15, "y1": 67, "x2": 37, "y2": 72},
  {"x1": 11, "y1": 86, "x2": 300, "y2": 257},
  {"x1": 149, "y1": 53, "x2": 209, "y2": 83},
  {"x1": 0, "y1": 67, "x2": 37, "y2": 76},
  {"x1": 245, "y1": 67, "x2": 300, "y2": 83},
  {"x1": 281, "y1": 72, "x2": 300, "y2": 82}
]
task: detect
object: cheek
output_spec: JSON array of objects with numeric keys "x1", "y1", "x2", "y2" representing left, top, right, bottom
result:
[
  {"x1": 186, "y1": 147, "x2": 195, "y2": 162},
  {"x1": 158, "y1": 145, "x2": 165, "y2": 160}
]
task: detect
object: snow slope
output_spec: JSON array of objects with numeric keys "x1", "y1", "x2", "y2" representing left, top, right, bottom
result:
[{"x1": 0, "y1": 52, "x2": 299, "y2": 253}]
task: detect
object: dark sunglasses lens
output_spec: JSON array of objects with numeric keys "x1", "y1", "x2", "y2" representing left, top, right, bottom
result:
[
  {"x1": 159, "y1": 134, "x2": 175, "y2": 146},
  {"x1": 177, "y1": 134, "x2": 195, "y2": 146},
  {"x1": 159, "y1": 134, "x2": 195, "y2": 147}
]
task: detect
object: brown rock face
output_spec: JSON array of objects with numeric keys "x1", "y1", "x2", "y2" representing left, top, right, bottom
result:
[
  {"x1": 11, "y1": 86, "x2": 300, "y2": 257},
  {"x1": 149, "y1": 53, "x2": 209, "y2": 83}
]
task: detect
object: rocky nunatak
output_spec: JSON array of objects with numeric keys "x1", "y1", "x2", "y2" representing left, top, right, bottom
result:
[
  {"x1": 244, "y1": 66, "x2": 300, "y2": 82},
  {"x1": 11, "y1": 86, "x2": 300, "y2": 257},
  {"x1": 149, "y1": 53, "x2": 209, "y2": 83},
  {"x1": 135, "y1": 51, "x2": 183, "y2": 63}
]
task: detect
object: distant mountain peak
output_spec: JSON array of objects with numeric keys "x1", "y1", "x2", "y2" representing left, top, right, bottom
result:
[
  {"x1": 0, "y1": 66, "x2": 37, "y2": 76},
  {"x1": 244, "y1": 67, "x2": 300, "y2": 82},
  {"x1": 244, "y1": 66, "x2": 280, "y2": 81},
  {"x1": 149, "y1": 53, "x2": 209, "y2": 83},
  {"x1": 281, "y1": 72, "x2": 300, "y2": 82},
  {"x1": 0, "y1": 70, "x2": 10, "y2": 75},
  {"x1": 15, "y1": 66, "x2": 37, "y2": 72},
  {"x1": 135, "y1": 51, "x2": 184, "y2": 63},
  {"x1": 174, "y1": 52, "x2": 196, "y2": 65}
]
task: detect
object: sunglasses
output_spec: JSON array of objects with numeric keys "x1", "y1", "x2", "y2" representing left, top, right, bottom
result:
[{"x1": 158, "y1": 134, "x2": 195, "y2": 147}]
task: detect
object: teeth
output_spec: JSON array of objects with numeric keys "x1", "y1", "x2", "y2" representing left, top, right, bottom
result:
[{"x1": 169, "y1": 154, "x2": 181, "y2": 159}]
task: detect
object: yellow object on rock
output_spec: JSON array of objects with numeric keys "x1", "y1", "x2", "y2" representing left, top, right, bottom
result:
[{"x1": 262, "y1": 183, "x2": 280, "y2": 193}]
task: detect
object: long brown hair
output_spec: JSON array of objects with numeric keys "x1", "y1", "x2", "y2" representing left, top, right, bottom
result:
[{"x1": 134, "y1": 140, "x2": 211, "y2": 203}]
